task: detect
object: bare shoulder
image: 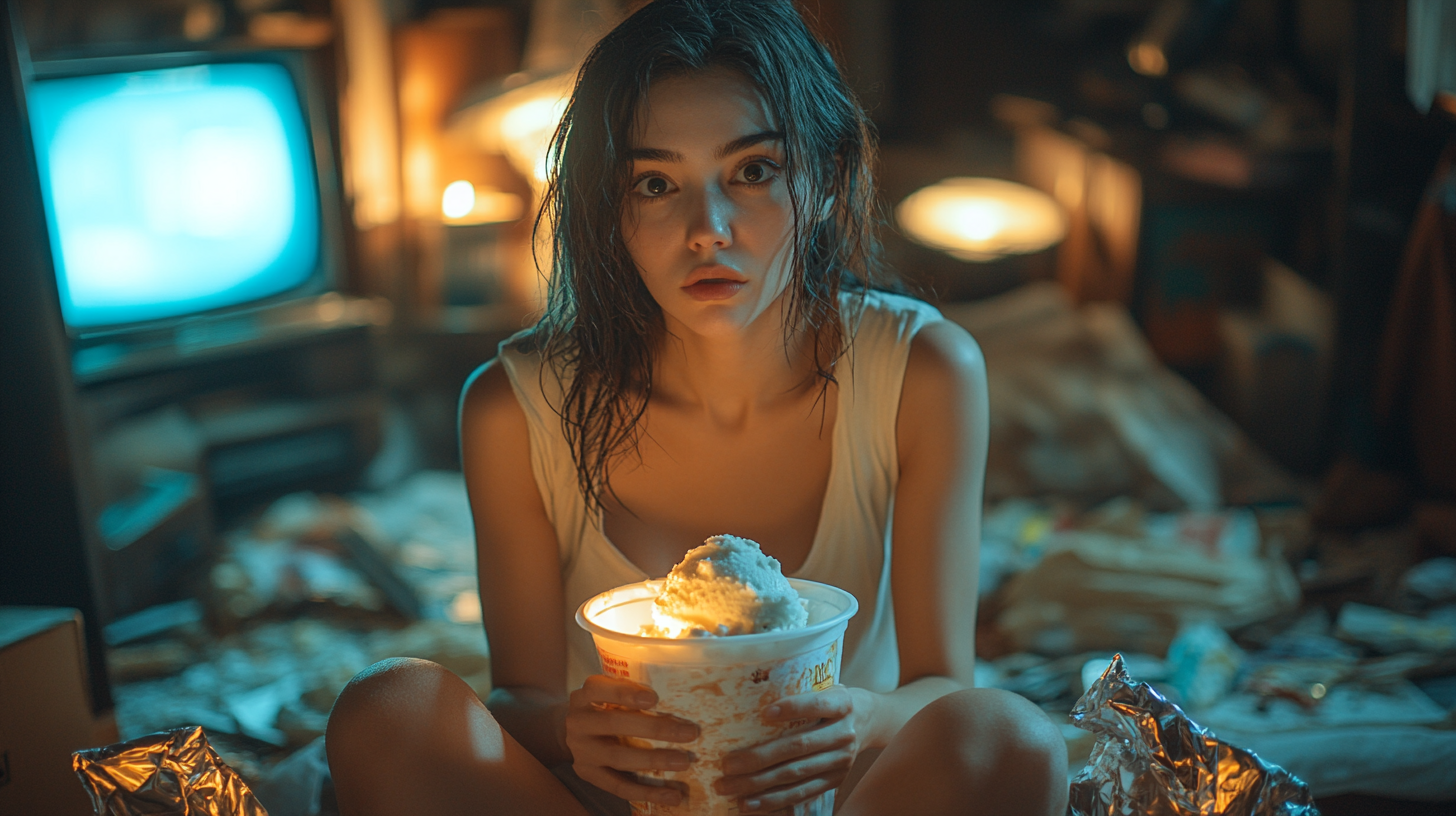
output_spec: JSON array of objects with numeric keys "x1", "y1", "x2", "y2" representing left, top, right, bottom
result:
[
  {"x1": 458, "y1": 356, "x2": 535, "y2": 509},
  {"x1": 460, "y1": 357, "x2": 526, "y2": 438},
  {"x1": 901, "y1": 319, "x2": 987, "y2": 413},
  {"x1": 896, "y1": 318, "x2": 987, "y2": 471}
]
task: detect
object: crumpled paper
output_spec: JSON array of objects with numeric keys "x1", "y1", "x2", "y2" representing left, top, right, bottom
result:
[
  {"x1": 73, "y1": 725, "x2": 268, "y2": 816},
  {"x1": 1068, "y1": 654, "x2": 1318, "y2": 815}
]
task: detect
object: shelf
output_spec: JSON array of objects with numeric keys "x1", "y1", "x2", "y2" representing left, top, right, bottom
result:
[{"x1": 72, "y1": 294, "x2": 391, "y2": 386}]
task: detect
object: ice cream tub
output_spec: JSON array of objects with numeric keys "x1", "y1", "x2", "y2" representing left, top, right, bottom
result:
[{"x1": 576, "y1": 578, "x2": 859, "y2": 816}]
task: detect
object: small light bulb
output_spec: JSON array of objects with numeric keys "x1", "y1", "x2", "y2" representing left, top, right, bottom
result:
[
  {"x1": 1128, "y1": 42, "x2": 1168, "y2": 77},
  {"x1": 441, "y1": 180, "x2": 475, "y2": 219}
]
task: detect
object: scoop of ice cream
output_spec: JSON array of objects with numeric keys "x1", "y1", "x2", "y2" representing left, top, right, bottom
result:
[{"x1": 650, "y1": 535, "x2": 809, "y2": 637}]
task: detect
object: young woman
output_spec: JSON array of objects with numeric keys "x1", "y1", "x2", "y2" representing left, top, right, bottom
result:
[{"x1": 326, "y1": 1, "x2": 1068, "y2": 813}]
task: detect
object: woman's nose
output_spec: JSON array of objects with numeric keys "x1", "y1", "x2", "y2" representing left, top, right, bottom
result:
[{"x1": 685, "y1": 183, "x2": 733, "y2": 252}]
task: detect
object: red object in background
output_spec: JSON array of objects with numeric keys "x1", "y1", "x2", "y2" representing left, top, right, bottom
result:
[
  {"x1": 1136, "y1": 202, "x2": 1271, "y2": 372},
  {"x1": 1142, "y1": 293, "x2": 1225, "y2": 368},
  {"x1": 1375, "y1": 141, "x2": 1456, "y2": 502}
]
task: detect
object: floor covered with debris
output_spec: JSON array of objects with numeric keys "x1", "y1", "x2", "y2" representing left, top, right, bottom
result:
[{"x1": 104, "y1": 284, "x2": 1456, "y2": 814}]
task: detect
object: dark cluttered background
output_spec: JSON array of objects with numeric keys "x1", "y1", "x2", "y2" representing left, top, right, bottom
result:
[{"x1": 2, "y1": 1, "x2": 1455, "y2": 814}]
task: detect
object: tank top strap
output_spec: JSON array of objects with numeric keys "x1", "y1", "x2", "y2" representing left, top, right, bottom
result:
[
  {"x1": 838, "y1": 290, "x2": 948, "y2": 457},
  {"x1": 496, "y1": 331, "x2": 591, "y2": 573}
]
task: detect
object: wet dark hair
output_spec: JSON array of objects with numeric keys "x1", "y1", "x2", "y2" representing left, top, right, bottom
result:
[{"x1": 529, "y1": 0, "x2": 896, "y2": 511}]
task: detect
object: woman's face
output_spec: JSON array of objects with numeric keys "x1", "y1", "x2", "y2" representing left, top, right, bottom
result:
[{"x1": 621, "y1": 67, "x2": 796, "y2": 341}]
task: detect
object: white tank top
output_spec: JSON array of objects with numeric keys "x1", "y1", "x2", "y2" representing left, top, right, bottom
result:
[{"x1": 498, "y1": 290, "x2": 946, "y2": 694}]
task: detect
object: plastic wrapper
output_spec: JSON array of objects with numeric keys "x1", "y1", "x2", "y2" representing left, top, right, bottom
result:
[
  {"x1": 73, "y1": 725, "x2": 268, "y2": 816},
  {"x1": 1068, "y1": 655, "x2": 1318, "y2": 816}
]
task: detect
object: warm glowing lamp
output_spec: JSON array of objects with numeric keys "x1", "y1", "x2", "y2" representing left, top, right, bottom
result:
[
  {"x1": 441, "y1": 179, "x2": 475, "y2": 218},
  {"x1": 457, "y1": 71, "x2": 575, "y2": 189},
  {"x1": 448, "y1": 0, "x2": 618, "y2": 191},
  {"x1": 441, "y1": 179, "x2": 525, "y2": 226},
  {"x1": 896, "y1": 177, "x2": 1068, "y2": 262},
  {"x1": 444, "y1": 0, "x2": 618, "y2": 309},
  {"x1": 1128, "y1": 41, "x2": 1169, "y2": 77},
  {"x1": 1126, "y1": 0, "x2": 1186, "y2": 78}
]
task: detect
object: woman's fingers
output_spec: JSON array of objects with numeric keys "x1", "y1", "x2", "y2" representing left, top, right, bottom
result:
[
  {"x1": 762, "y1": 686, "x2": 853, "y2": 723},
  {"x1": 564, "y1": 674, "x2": 699, "y2": 792},
  {"x1": 567, "y1": 674, "x2": 698, "y2": 743},
  {"x1": 720, "y1": 718, "x2": 853, "y2": 777},
  {"x1": 716, "y1": 731, "x2": 854, "y2": 795},
  {"x1": 573, "y1": 764, "x2": 684, "y2": 807},
  {"x1": 737, "y1": 773, "x2": 841, "y2": 814},
  {"x1": 570, "y1": 706, "x2": 699, "y2": 743},
  {"x1": 573, "y1": 674, "x2": 658, "y2": 709},
  {"x1": 577, "y1": 736, "x2": 694, "y2": 772}
]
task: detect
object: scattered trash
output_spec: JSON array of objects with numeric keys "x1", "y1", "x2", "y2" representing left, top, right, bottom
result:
[
  {"x1": 1068, "y1": 655, "x2": 1317, "y2": 816},
  {"x1": 1240, "y1": 659, "x2": 1353, "y2": 709},
  {"x1": 202, "y1": 471, "x2": 481, "y2": 628},
  {"x1": 104, "y1": 598, "x2": 205, "y2": 646},
  {"x1": 995, "y1": 505, "x2": 1300, "y2": 656},
  {"x1": 95, "y1": 355, "x2": 1456, "y2": 810},
  {"x1": 112, "y1": 618, "x2": 489, "y2": 752},
  {"x1": 977, "y1": 498, "x2": 1069, "y2": 595},
  {"x1": 210, "y1": 532, "x2": 386, "y2": 622},
  {"x1": 250, "y1": 737, "x2": 329, "y2": 816},
  {"x1": 1165, "y1": 620, "x2": 1245, "y2": 710},
  {"x1": 74, "y1": 725, "x2": 267, "y2": 816},
  {"x1": 1078, "y1": 653, "x2": 1167, "y2": 695},
  {"x1": 1336, "y1": 602, "x2": 1456, "y2": 654},
  {"x1": 1401, "y1": 557, "x2": 1456, "y2": 606},
  {"x1": 108, "y1": 637, "x2": 201, "y2": 683},
  {"x1": 942, "y1": 283, "x2": 1302, "y2": 511}
]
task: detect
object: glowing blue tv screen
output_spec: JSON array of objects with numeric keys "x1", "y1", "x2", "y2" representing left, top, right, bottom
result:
[{"x1": 28, "y1": 61, "x2": 322, "y2": 329}]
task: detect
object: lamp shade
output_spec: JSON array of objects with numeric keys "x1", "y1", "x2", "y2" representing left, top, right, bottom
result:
[{"x1": 895, "y1": 177, "x2": 1067, "y2": 262}]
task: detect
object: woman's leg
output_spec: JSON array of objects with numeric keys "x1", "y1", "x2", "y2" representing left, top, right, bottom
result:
[
  {"x1": 837, "y1": 688, "x2": 1068, "y2": 816},
  {"x1": 325, "y1": 658, "x2": 589, "y2": 816}
]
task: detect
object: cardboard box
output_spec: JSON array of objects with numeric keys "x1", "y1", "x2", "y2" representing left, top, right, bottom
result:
[{"x1": 0, "y1": 607, "x2": 99, "y2": 816}]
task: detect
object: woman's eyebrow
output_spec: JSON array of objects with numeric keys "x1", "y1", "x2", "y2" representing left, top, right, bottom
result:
[
  {"x1": 715, "y1": 130, "x2": 784, "y2": 159},
  {"x1": 625, "y1": 131, "x2": 784, "y2": 164},
  {"x1": 627, "y1": 147, "x2": 682, "y2": 162}
]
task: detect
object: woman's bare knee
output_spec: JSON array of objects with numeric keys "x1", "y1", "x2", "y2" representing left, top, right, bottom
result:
[
  {"x1": 328, "y1": 658, "x2": 471, "y2": 757},
  {"x1": 331, "y1": 658, "x2": 469, "y2": 715},
  {"x1": 326, "y1": 658, "x2": 584, "y2": 816},
  {"x1": 843, "y1": 688, "x2": 1068, "y2": 816},
  {"x1": 921, "y1": 688, "x2": 1068, "y2": 814},
  {"x1": 326, "y1": 659, "x2": 502, "y2": 812}
]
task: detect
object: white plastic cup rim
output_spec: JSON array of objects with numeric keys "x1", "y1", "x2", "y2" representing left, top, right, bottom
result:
[{"x1": 576, "y1": 578, "x2": 859, "y2": 653}]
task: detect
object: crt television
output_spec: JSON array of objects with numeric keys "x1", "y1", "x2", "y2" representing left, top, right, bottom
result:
[
  {"x1": 25, "y1": 48, "x2": 345, "y2": 361},
  {"x1": 16, "y1": 48, "x2": 377, "y2": 627}
]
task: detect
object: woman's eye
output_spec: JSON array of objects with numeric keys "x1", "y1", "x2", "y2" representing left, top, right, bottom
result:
[
  {"x1": 735, "y1": 161, "x2": 778, "y2": 185},
  {"x1": 634, "y1": 175, "x2": 674, "y2": 197}
]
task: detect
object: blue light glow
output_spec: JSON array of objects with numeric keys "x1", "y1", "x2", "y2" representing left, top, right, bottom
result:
[{"x1": 28, "y1": 62, "x2": 321, "y2": 328}]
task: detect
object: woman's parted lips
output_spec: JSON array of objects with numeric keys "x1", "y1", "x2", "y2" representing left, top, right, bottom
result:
[{"x1": 682, "y1": 264, "x2": 748, "y2": 288}]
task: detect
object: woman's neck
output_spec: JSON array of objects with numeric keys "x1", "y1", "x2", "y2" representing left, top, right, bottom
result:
[{"x1": 650, "y1": 300, "x2": 821, "y2": 427}]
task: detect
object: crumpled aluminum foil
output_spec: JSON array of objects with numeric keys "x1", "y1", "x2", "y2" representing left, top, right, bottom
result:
[
  {"x1": 72, "y1": 725, "x2": 268, "y2": 816},
  {"x1": 1068, "y1": 654, "x2": 1319, "y2": 816}
]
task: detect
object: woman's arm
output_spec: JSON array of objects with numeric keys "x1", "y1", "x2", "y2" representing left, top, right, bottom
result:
[
  {"x1": 862, "y1": 317, "x2": 988, "y2": 747},
  {"x1": 461, "y1": 360, "x2": 700, "y2": 807},
  {"x1": 460, "y1": 359, "x2": 573, "y2": 765}
]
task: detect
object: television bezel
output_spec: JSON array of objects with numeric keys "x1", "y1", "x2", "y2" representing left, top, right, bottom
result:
[{"x1": 26, "y1": 46, "x2": 348, "y2": 343}]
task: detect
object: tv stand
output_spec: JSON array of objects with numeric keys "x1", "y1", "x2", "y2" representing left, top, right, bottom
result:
[
  {"x1": 72, "y1": 293, "x2": 390, "y2": 385},
  {"x1": 72, "y1": 294, "x2": 386, "y2": 621}
]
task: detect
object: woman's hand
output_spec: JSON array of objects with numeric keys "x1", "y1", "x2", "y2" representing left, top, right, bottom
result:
[
  {"x1": 714, "y1": 685, "x2": 876, "y2": 813},
  {"x1": 565, "y1": 675, "x2": 700, "y2": 807}
]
